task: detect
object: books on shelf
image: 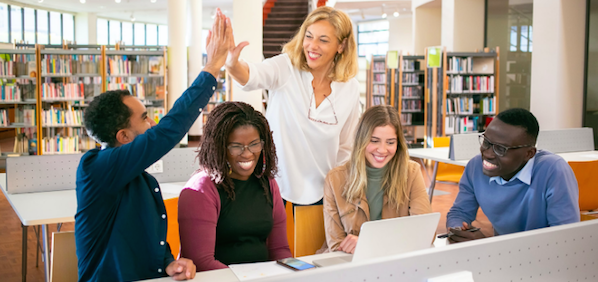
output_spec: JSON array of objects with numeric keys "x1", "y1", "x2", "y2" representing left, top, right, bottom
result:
[
  {"x1": 372, "y1": 61, "x2": 385, "y2": 72},
  {"x1": 401, "y1": 114, "x2": 412, "y2": 125},
  {"x1": 373, "y1": 84, "x2": 386, "y2": 95},
  {"x1": 372, "y1": 96, "x2": 386, "y2": 106},
  {"x1": 41, "y1": 82, "x2": 85, "y2": 100},
  {"x1": 403, "y1": 85, "x2": 422, "y2": 97},
  {"x1": 107, "y1": 76, "x2": 165, "y2": 100},
  {"x1": 15, "y1": 107, "x2": 36, "y2": 126},
  {"x1": 41, "y1": 55, "x2": 71, "y2": 75},
  {"x1": 148, "y1": 107, "x2": 165, "y2": 124},
  {"x1": 480, "y1": 96, "x2": 496, "y2": 114},
  {"x1": 402, "y1": 100, "x2": 422, "y2": 112},
  {"x1": 447, "y1": 75, "x2": 494, "y2": 93},
  {"x1": 402, "y1": 59, "x2": 419, "y2": 71},
  {"x1": 42, "y1": 135, "x2": 80, "y2": 155},
  {"x1": 149, "y1": 57, "x2": 164, "y2": 75},
  {"x1": 42, "y1": 106, "x2": 84, "y2": 126},
  {"x1": 107, "y1": 56, "x2": 163, "y2": 76},
  {"x1": 446, "y1": 97, "x2": 474, "y2": 115},
  {"x1": 71, "y1": 55, "x2": 101, "y2": 75},
  {"x1": 402, "y1": 73, "x2": 420, "y2": 84},
  {"x1": 0, "y1": 53, "x2": 36, "y2": 77}
]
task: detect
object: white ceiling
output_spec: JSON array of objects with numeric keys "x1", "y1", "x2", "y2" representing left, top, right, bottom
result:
[{"x1": 6, "y1": 0, "x2": 412, "y2": 28}]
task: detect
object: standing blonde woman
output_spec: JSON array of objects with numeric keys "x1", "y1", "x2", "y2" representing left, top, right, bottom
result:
[
  {"x1": 322, "y1": 106, "x2": 432, "y2": 253},
  {"x1": 225, "y1": 6, "x2": 361, "y2": 206}
]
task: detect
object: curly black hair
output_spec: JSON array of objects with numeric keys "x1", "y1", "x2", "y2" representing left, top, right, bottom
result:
[
  {"x1": 84, "y1": 90, "x2": 132, "y2": 147},
  {"x1": 198, "y1": 102, "x2": 278, "y2": 202},
  {"x1": 496, "y1": 108, "x2": 540, "y2": 143}
]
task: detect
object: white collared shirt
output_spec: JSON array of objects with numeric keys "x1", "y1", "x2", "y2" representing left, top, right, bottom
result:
[
  {"x1": 489, "y1": 156, "x2": 536, "y2": 186},
  {"x1": 238, "y1": 54, "x2": 361, "y2": 204}
]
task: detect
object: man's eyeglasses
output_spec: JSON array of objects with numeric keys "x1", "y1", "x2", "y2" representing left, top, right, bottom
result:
[
  {"x1": 478, "y1": 134, "x2": 534, "y2": 157},
  {"x1": 227, "y1": 141, "x2": 264, "y2": 156},
  {"x1": 308, "y1": 93, "x2": 338, "y2": 125}
]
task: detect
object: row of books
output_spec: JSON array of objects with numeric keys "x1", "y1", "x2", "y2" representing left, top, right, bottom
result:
[
  {"x1": 107, "y1": 56, "x2": 164, "y2": 75},
  {"x1": 372, "y1": 96, "x2": 386, "y2": 106},
  {"x1": 41, "y1": 56, "x2": 71, "y2": 75},
  {"x1": 0, "y1": 54, "x2": 35, "y2": 77},
  {"x1": 444, "y1": 116, "x2": 493, "y2": 135},
  {"x1": 372, "y1": 61, "x2": 385, "y2": 72},
  {"x1": 480, "y1": 96, "x2": 497, "y2": 115},
  {"x1": 373, "y1": 73, "x2": 386, "y2": 82},
  {"x1": 0, "y1": 109, "x2": 9, "y2": 126},
  {"x1": 446, "y1": 97, "x2": 474, "y2": 115},
  {"x1": 447, "y1": 57, "x2": 474, "y2": 73},
  {"x1": 107, "y1": 77, "x2": 165, "y2": 100},
  {"x1": 13, "y1": 131, "x2": 37, "y2": 155},
  {"x1": 107, "y1": 83, "x2": 147, "y2": 100},
  {"x1": 401, "y1": 113, "x2": 413, "y2": 125},
  {"x1": 403, "y1": 85, "x2": 422, "y2": 97},
  {"x1": 372, "y1": 85, "x2": 386, "y2": 95},
  {"x1": 148, "y1": 107, "x2": 165, "y2": 124},
  {"x1": 402, "y1": 100, "x2": 422, "y2": 111},
  {"x1": 15, "y1": 107, "x2": 36, "y2": 126},
  {"x1": 41, "y1": 82, "x2": 85, "y2": 100},
  {"x1": 41, "y1": 135, "x2": 80, "y2": 155},
  {"x1": 42, "y1": 107, "x2": 84, "y2": 126},
  {"x1": 402, "y1": 73, "x2": 421, "y2": 84},
  {"x1": 402, "y1": 60, "x2": 420, "y2": 71},
  {"x1": 209, "y1": 91, "x2": 228, "y2": 103},
  {"x1": 447, "y1": 75, "x2": 495, "y2": 93}
]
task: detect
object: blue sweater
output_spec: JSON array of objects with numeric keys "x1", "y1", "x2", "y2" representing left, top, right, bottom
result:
[
  {"x1": 447, "y1": 150, "x2": 580, "y2": 236},
  {"x1": 75, "y1": 72, "x2": 216, "y2": 282}
]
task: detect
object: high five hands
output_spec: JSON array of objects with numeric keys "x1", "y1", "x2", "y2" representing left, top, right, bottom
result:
[{"x1": 203, "y1": 8, "x2": 233, "y2": 78}]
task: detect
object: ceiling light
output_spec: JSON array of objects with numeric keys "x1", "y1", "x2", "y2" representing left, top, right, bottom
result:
[
  {"x1": 38, "y1": 0, "x2": 43, "y2": 3},
  {"x1": 80, "y1": 0, "x2": 86, "y2": 3},
  {"x1": 382, "y1": 13, "x2": 387, "y2": 18},
  {"x1": 393, "y1": 11, "x2": 399, "y2": 17},
  {"x1": 150, "y1": 0, "x2": 157, "y2": 2},
  {"x1": 115, "y1": 0, "x2": 121, "y2": 3},
  {"x1": 131, "y1": 13, "x2": 136, "y2": 21}
]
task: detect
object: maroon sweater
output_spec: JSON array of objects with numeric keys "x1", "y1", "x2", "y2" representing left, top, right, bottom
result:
[{"x1": 178, "y1": 171, "x2": 291, "y2": 271}]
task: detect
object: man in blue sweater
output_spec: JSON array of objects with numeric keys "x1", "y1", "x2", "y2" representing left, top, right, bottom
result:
[
  {"x1": 75, "y1": 10, "x2": 231, "y2": 281},
  {"x1": 447, "y1": 108, "x2": 580, "y2": 243}
]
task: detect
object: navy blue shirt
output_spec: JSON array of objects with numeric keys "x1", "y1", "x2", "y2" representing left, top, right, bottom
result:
[{"x1": 75, "y1": 72, "x2": 217, "y2": 282}]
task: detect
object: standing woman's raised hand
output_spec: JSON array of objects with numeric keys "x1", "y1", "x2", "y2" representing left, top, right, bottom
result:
[
  {"x1": 204, "y1": 8, "x2": 232, "y2": 78},
  {"x1": 225, "y1": 23, "x2": 249, "y2": 70}
]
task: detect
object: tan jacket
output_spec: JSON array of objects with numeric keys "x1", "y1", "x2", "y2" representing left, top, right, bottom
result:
[{"x1": 322, "y1": 160, "x2": 432, "y2": 252}]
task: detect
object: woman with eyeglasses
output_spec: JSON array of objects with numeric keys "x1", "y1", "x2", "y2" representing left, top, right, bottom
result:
[
  {"x1": 178, "y1": 102, "x2": 291, "y2": 271},
  {"x1": 321, "y1": 106, "x2": 432, "y2": 254},
  {"x1": 224, "y1": 6, "x2": 361, "y2": 206}
]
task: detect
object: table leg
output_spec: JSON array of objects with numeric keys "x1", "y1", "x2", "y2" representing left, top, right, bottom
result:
[
  {"x1": 36, "y1": 226, "x2": 40, "y2": 267},
  {"x1": 417, "y1": 158, "x2": 433, "y2": 185},
  {"x1": 428, "y1": 161, "x2": 439, "y2": 204},
  {"x1": 42, "y1": 224, "x2": 50, "y2": 282},
  {"x1": 22, "y1": 224, "x2": 27, "y2": 282}
]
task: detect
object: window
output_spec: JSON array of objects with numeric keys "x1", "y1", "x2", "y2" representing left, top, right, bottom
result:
[
  {"x1": 158, "y1": 25, "x2": 167, "y2": 45},
  {"x1": 357, "y1": 21, "x2": 389, "y2": 57},
  {"x1": 109, "y1": 20, "x2": 121, "y2": 44},
  {"x1": 134, "y1": 23, "x2": 145, "y2": 45},
  {"x1": 49, "y1": 11, "x2": 61, "y2": 44},
  {"x1": 23, "y1": 8, "x2": 35, "y2": 44},
  {"x1": 10, "y1": 5, "x2": 22, "y2": 42},
  {"x1": 146, "y1": 24, "x2": 157, "y2": 45},
  {"x1": 122, "y1": 22, "x2": 133, "y2": 46},
  {"x1": 0, "y1": 3, "x2": 7, "y2": 43},
  {"x1": 97, "y1": 18, "x2": 108, "y2": 45},
  {"x1": 63, "y1": 14, "x2": 74, "y2": 43},
  {"x1": 37, "y1": 10, "x2": 49, "y2": 44}
]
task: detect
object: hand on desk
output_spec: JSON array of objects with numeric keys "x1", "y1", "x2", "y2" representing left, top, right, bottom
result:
[
  {"x1": 337, "y1": 234, "x2": 359, "y2": 254},
  {"x1": 447, "y1": 222, "x2": 486, "y2": 244},
  {"x1": 166, "y1": 258, "x2": 196, "y2": 280}
]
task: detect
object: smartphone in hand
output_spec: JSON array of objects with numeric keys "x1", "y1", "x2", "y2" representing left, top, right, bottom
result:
[{"x1": 276, "y1": 258, "x2": 316, "y2": 271}]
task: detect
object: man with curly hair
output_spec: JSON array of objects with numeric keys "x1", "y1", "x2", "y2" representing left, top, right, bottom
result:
[{"x1": 75, "y1": 9, "x2": 231, "y2": 282}]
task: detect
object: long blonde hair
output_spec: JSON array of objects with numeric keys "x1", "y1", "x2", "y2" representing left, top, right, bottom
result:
[
  {"x1": 343, "y1": 106, "x2": 410, "y2": 210},
  {"x1": 282, "y1": 6, "x2": 358, "y2": 82}
]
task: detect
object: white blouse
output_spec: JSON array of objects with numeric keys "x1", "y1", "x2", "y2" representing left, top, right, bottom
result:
[{"x1": 238, "y1": 54, "x2": 361, "y2": 204}]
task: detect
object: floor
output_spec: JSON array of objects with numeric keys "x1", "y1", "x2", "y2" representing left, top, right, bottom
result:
[{"x1": 0, "y1": 156, "x2": 491, "y2": 282}]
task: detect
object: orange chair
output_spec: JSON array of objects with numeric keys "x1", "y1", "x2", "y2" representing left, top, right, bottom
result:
[
  {"x1": 285, "y1": 202, "x2": 295, "y2": 256},
  {"x1": 433, "y1": 137, "x2": 464, "y2": 183},
  {"x1": 164, "y1": 197, "x2": 180, "y2": 258},
  {"x1": 293, "y1": 205, "x2": 325, "y2": 257},
  {"x1": 568, "y1": 160, "x2": 598, "y2": 221}
]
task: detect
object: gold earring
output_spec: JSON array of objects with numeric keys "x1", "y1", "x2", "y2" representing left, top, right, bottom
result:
[{"x1": 227, "y1": 162, "x2": 232, "y2": 175}]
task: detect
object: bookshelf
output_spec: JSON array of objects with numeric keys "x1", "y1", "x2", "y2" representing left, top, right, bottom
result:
[
  {"x1": 0, "y1": 49, "x2": 38, "y2": 156},
  {"x1": 199, "y1": 68, "x2": 231, "y2": 134},
  {"x1": 396, "y1": 53, "x2": 425, "y2": 147},
  {"x1": 424, "y1": 47, "x2": 500, "y2": 146},
  {"x1": 366, "y1": 55, "x2": 388, "y2": 108}
]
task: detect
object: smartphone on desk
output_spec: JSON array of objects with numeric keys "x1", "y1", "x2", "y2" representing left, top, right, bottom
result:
[{"x1": 276, "y1": 258, "x2": 316, "y2": 271}]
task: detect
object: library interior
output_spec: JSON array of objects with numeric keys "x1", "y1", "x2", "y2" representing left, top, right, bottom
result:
[{"x1": 0, "y1": 0, "x2": 598, "y2": 281}]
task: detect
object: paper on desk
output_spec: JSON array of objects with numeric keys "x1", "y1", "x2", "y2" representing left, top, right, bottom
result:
[{"x1": 229, "y1": 261, "x2": 293, "y2": 281}]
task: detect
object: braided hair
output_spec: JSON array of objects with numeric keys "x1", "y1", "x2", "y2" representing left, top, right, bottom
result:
[{"x1": 197, "y1": 102, "x2": 278, "y2": 202}]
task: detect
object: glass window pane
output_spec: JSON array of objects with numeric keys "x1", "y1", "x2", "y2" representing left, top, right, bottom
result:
[
  {"x1": 11, "y1": 5, "x2": 22, "y2": 42},
  {"x1": 158, "y1": 25, "x2": 168, "y2": 45},
  {"x1": 520, "y1": 25, "x2": 528, "y2": 52},
  {"x1": 37, "y1": 10, "x2": 48, "y2": 44},
  {"x1": 109, "y1": 20, "x2": 121, "y2": 44},
  {"x1": 510, "y1": 26, "x2": 517, "y2": 52},
  {"x1": 146, "y1": 24, "x2": 157, "y2": 45},
  {"x1": 49, "y1": 11, "x2": 61, "y2": 44},
  {"x1": 63, "y1": 14, "x2": 74, "y2": 44},
  {"x1": 528, "y1": 26, "x2": 533, "y2": 52},
  {"x1": 23, "y1": 8, "x2": 35, "y2": 44},
  {"x1": 134, "y1": 23, "x2": 145, "y2": 45},
  {"x1": 122, "y1": 22, "x2": 133, "y2": 46},
  {"x1": 0, "y1": 4, "x2": 10, "y2": 43},
  {"x1": 97, "y1": 18, "x2": 108, "y2": 45}
]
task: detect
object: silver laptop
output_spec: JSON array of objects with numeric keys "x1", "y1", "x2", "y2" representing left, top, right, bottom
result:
[{"x1": 312, "y1": 212, "x2": 441, "y2": 267}]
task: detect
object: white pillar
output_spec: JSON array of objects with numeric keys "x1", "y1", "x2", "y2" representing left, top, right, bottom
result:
[
  {"x1": 188, "y1": 0, "x2": 203, "y2": 136},
  {"x1": 412, "y1": 0, "x2": 441, "y2": 55},
  {"x1": 530, "y1": 0, "x2": 586, "y2": 129},
  {"x1": 232, "y1": 0, "x2": 264, "y2": 112},
  {"x1": 388, "y1": 16, "x2": 413, "y2": 54},
  {"x1": 168, "y1": 0, "x2": 188, "y2": 143},
  {"x1": 441, "y1": 0, "x2": 484, "y2": 52},
  {"x1": 75, "y1": 12, "x2": 97, "y2": 45}
]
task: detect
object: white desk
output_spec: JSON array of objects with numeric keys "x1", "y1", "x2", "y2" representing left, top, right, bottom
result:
[
  {"x1": 408, "y1": 147, "x2": 598, "y2": 202},
  {"x1": 0, "y1": 173, "x2": 186, "y2": 282}
]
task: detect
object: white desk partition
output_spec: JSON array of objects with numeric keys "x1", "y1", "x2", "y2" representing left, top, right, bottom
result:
[
  {"x1": 6, "y1": 147, "x2": 198, "y2": 194},
  {"x1": 537, "y1": 128, "x2": 594, "y2": 154},
  {"x1": 252, "y1": 220, "x2": 598, "y2": 282},
  {"x1": 448, "y1": 133, "x2": 480, "y2": 160}
]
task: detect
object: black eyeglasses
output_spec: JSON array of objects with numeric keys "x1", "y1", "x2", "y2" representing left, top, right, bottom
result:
[
  {"x1": 478, "y1": 134, "x2": 534, "y2": 157},
  {"x1": 227, "y1": 141, "x2": 264, "y2": 156}
]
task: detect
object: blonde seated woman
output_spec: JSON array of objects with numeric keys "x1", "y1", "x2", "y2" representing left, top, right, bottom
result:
[{"x1": 322, "y1": 105, "x2": 433, "y2": 254}]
